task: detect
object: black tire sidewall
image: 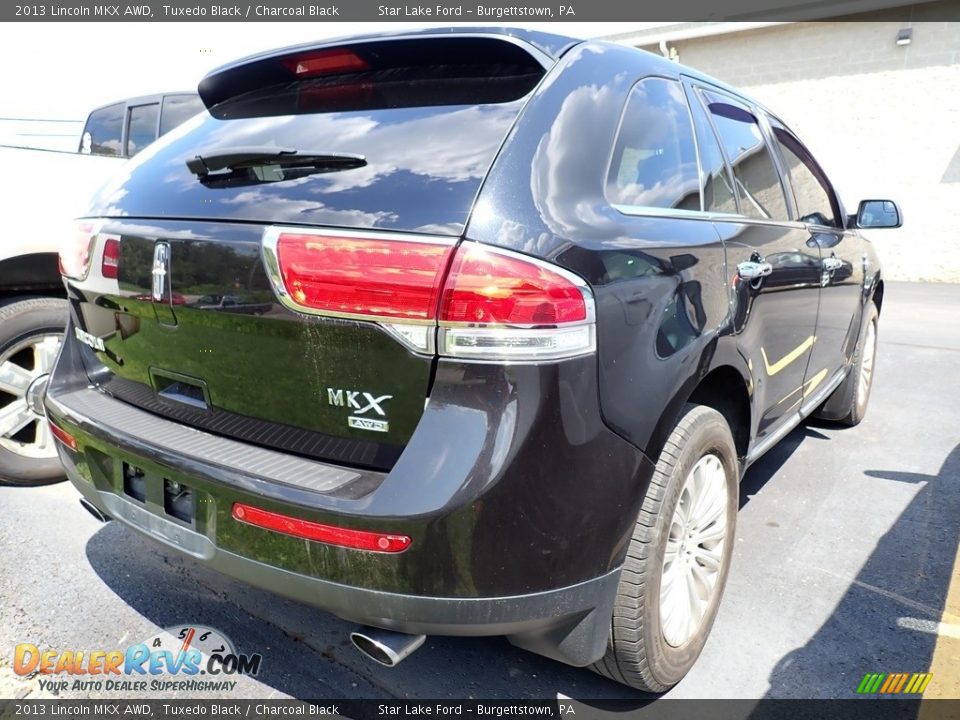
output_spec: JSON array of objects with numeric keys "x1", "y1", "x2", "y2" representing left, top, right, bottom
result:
[
  {"x1": 643, "y1": 408, "x2": 739, "y2": 687},
  {"x1": 0, "y1": 297, "x2": 68, "y2": 485}
]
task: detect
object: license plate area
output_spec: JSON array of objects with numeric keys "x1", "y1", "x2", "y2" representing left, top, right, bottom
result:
[{"x1": 120, "y1": 461, "x2": 199, "y2": 529}]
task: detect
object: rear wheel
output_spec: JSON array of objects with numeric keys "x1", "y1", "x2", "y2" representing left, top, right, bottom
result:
[
  {"x1": 591, "y1": 404, "x2": 738, "y2": 692},
  {"x1": 0, "y1": 297, "x2": 68, "y2": 486}
]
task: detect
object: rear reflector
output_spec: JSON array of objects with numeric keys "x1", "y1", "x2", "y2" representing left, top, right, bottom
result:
[
  {"x1": 232, "y1": 503, "x2": 412, "y2": 553},
  {"x1": 283, "y1": 49, "x2": 369, "y2": 77},
  {"x1": 273, "y1": 231, "x2": 454, "y2": 321},
  {"x1": 101, "y1": 236, "x2": 121, "y2": 279},
  {"x1": 58, "y1": 221, "x2": 102, "y2": 280},
  {"x1": 48, "y1": 420, "x2": 78, "y2": 451}
]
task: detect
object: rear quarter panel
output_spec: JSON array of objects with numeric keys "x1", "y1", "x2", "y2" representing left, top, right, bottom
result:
[{"x1": 467, "y1": 41, "x2": 742, "y2": 461}]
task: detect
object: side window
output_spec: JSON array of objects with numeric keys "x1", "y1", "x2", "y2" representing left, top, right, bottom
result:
[
  {"x1": 771, "y1": 122, "x2": 840, "y2": 228},
  {"x1": 160, "y1": 94, "x2": 204, "y2": 136},
  {"x1": 80, "y1": 103, "x2": 124, "y2": 156},
  {"x1": 686, "y1": 88, "x2": 738, "y2": 215},
  {"x1": 607, "y1": 77, "x2": 700, "y2": 212},
  {"x1": 126, "y1": 103, "x2": 159, "y2": 157},
  {"x1": 701, "y1": 91, "x2": 789, "y2": 221}
]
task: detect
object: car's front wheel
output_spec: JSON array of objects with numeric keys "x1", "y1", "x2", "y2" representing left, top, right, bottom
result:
[
  {"x1": 0, "y1": 297, "x2": 68, "y2": 486},
  {"x1": 591, "y1": 404, "x2": 738, "y2": 692},
  {"x1": 815, "y1": 302, "x2": 879, "y2": 426}
]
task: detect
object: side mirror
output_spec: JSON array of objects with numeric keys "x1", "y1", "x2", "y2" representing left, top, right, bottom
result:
[{"x1": 855, "y1": 199, "x2": 902, "y2": 229}]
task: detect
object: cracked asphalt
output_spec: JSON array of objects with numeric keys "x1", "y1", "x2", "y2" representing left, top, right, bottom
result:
[{"x1": 1, "y1": 281, "x2": 958, "y2": 701}]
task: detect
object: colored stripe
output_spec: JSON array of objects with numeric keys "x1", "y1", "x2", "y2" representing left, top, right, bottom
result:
[
  {"x1": 918, "y1": 674, "x2": 933, "y2": 693},
  {"x1": 894, "y1": 674, "x2": 909, "y2": 693},
  {"x1": 870, "y1": 674, "x2": 886, "y2": 693},
  {"x1": 879, "y1": 674, "x2": 896, "y2": 693},
  {"x1": 760, "y1": 336, "x2": 816, "y2": 376},
  {"x1": 856, "y1": 674, "x2": 873, "y2": 693},
  {"x1": 887, "y1": 674, "x2": 903, "y2": 693},
  {"x1": 905, "y1": 674, "x2": 920, "y2": 694}
]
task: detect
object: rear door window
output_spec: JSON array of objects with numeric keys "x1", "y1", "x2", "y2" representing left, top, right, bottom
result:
[
  {"x1": 607, "y1": 77, "x2": 701, "y2": 212},
  {"x1": 685, "y1": 86, "x2": 738, "y2": 215},
  {"x1": 160, "y1": 94, "x2": 204, "y2": 136},
  {"x1": 125, "y1": 103, "x2": 159, "y2": 157},
  {"x1": 701, "y1": 91, "x2": 789, "y2": 221},
  {"x1": 770, "y1": 120, "x2": 840, "y2": 227},
  {"x1": 80, "y1": 103, "x2": 124, "y2": 156}
]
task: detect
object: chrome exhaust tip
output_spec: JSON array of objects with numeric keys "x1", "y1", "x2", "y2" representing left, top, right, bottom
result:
[
  {"x1": 350, "y1": 627, "x2": 425, "y2": 667},
  {"x1": 79, "y1": 498, "x2": 111, "y2": 523}
]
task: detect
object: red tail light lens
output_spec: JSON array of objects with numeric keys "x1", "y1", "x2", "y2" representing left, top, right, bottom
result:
[
  {"x1": 274, "y1": 231, "x2": 454, "y2": 321},
  {"x1": 437, "y1": 244, "x2": 595, "y2": 361},
  {"x1": 58, "y1": 221, "x2": 101, "y2": 280},
  {"x1": 264, "y1": 228, "x2": 595, "y2": 361},
  {"x1": 282, "y1": 49, "x2": 369, "y2": 77},
  {"x1": 439, "y1": 244, "x2": 588, "y2": 325},
  {"x1": 232, "y1": 503, "x2": 411, "y2": 553},
  {"x1": 101, "y1": 237, "x2": 121, "y2": 279}
]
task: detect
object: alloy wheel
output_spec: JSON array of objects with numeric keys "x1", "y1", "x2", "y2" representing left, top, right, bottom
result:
[
  {"x1": 858, "y1": 319, "x2": 877, "y2": 404},
  {"x1": 0, "y1": 334, "x2": 61, "y2": 459},
  {"x1": 660, "y1": 453, "x2": 729, "y2": 647}
]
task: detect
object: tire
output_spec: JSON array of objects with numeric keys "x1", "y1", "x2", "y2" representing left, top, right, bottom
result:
[
  {"x1": 0, "y1": 297, "x2": 69, "y2": 486},
  {"x1": 814, "y1": 302, "x2": 879, "y2": 427},
  {"x1": 591, "y1": 404, "x2": 738, "y2": 692}
]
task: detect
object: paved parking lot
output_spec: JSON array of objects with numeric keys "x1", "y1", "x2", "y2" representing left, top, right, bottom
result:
[{"x1": 1, "y1": 281, "x2": 958, "y2": 701}]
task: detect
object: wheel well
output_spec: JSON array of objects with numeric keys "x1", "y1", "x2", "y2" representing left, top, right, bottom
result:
[
  {"x1": 873, "y1": 279, "x2": 884, "y2": 315},
  {"x1": 0, "y1": 253, "x2": 64, "y2": 298},
  {"x1": 687, "y1": 366, "x2": 751, "y2": 461}
]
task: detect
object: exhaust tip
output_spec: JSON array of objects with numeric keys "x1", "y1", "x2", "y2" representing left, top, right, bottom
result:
[
  {"x1": 350, "y1": 628, "x2": 425, "y2": 667},
  {"x1": 79, "y1": 498, "x2": 111, "y2": 523}
]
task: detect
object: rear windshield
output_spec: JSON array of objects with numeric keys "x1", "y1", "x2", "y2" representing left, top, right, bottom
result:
[{"x1": 86, "y1": 43, "x2": 544, "y2": 235}]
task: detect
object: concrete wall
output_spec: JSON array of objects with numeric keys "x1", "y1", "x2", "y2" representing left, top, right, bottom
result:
[{"x1": 638, "y1": 4, "x2": 960, "y2": 281}]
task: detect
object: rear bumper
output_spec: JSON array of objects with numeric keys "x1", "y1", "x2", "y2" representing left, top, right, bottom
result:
[
  {"x1": 46, "y1": 324, "x2": 654, "y2": 666},
  {"x1": 74, "y1": 469, "x2": 624, "y2": 665}
]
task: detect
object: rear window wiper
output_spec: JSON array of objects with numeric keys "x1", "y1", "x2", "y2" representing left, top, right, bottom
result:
[{"x1": 185, "y1": 146, "x2": 366, "y2": 178}]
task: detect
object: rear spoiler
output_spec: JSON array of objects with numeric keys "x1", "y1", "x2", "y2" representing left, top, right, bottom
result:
[{"x1": 197, "y1": 30, "x2": 574, "y2": 112}]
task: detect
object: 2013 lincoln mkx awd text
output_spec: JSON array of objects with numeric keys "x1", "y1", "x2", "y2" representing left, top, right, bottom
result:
[{"x1": 43, "y1": 28, "x2": 902, "y2": 691}]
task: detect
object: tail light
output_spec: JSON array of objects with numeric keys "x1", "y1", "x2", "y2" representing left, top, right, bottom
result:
[
  {"x1": 58, "y1": 221, "x2": 102, "y2": 280},
  {"x1": 437, "y1": 244, "x2": 594, "y2": 361},
  {"x1": 273, "y1": 231, "x2": 453, "y2": 321},
  {"x1": 263, "y1": 228, "x2": 595, "y2": 361},
  {"x1": 101, "y1": 237, "x2": 121, "y2": 279}
]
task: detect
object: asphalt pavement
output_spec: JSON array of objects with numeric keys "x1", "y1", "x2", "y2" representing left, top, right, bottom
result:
[{"x1": 1, "y1": 281, "x2": 958, "y2": 701}]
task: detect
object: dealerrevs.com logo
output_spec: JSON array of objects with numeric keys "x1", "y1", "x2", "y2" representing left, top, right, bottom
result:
[{"x1": 13, "y1": 625, "x2": 262, "y2": 693}]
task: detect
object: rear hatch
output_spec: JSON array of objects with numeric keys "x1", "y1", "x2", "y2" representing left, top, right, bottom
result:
[{"x1": 68, "y1": 34, "x2": 552, "y2": 471}]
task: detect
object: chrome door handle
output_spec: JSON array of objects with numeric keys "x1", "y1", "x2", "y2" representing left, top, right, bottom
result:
[
  {"x1": 737, "y1": 261, "x2": 773, "y2": 280},
  {"x1": 822, "y1": 256, "x2": 843, "y2": 272}
]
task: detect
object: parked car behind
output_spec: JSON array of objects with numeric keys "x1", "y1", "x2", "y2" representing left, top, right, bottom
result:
[
  {"x1": 44, "y1": 29, "x2": 900, "y2": 691},
  {"x1": 0, "y1": 91, "x2": 202, "y2": 485}
]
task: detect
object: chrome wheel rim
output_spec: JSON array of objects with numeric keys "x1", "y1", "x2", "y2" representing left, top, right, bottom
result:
[
  {"x1": 0, "y1": 334, "x2": 61, "y2": 459},
  {"x1": 660, "y1": 453, "x2": 729, "y2": 648},
  {"x1": 858, "y1": 320, "x2": 876, "y2": 403}
]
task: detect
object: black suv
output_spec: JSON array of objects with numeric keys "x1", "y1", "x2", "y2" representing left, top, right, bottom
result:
[{"x1": 45, "y1": 29, "x2": 901, "y2": 691}]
